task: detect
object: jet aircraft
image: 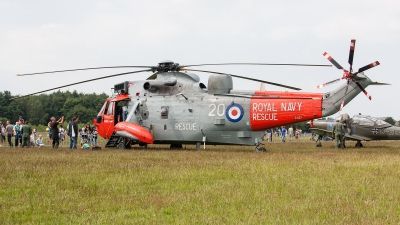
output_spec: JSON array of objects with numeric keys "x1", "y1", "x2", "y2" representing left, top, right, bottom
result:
[{"x1": 309, "y1": 114, "x2": 400, "y2": 147}]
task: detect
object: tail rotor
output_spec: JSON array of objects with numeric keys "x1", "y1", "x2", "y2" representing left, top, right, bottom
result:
[{"x1": 316, "y1": 39, "x2": 380, "y2": 110}]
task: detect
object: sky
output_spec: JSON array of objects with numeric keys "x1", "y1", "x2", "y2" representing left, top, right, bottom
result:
[{"x1": 1, "y1": 0, "x2": 399, "y2": 119}]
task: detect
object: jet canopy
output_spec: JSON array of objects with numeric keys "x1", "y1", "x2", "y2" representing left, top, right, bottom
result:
[{"x1": 352, "y1": 115, "x2": 389, "y2": 126}]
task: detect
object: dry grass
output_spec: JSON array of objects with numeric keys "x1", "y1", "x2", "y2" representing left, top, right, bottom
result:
[{"x1": 1, "y1": 140, "x2": 400, "y2": 224}]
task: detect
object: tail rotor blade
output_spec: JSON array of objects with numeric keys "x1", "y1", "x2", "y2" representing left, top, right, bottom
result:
[
  {"x1": 348, "y1": 39, "x2": 356, "y2": 72},
  {"x1": 316, "y1": 78, "x2": 341, "y2": 89},
  {"x1": 353, "y1": 79, "x2": 372, "y2": 100},
  {"x1": 339, "y1": 81, "x2": 350, "y2": 111},
  {"x1": 357, "y1": 61, "x2": 380, "y2": 73},
  {"x1": 323, "y1": 52, "x2": 345, "y2": 71}
]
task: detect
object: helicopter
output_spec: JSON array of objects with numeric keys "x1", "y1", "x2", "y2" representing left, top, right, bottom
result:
[
  {"x1": 308, "y1": 113, "x2": 399, "y2": 148},
  {"x1": 14, "y1": 40, "x2": 384, "y2": 151}
]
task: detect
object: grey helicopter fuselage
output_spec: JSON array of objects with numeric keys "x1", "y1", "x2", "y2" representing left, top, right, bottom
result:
[
  {"x1": 94, "y1": 70, "x2": 378, "y2": 147},
  {"x1": 13, "y1": 40, "x2": 384, "y2": 148}
]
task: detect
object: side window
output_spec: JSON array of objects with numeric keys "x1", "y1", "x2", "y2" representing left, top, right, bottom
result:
[{"x1": 161, "y1": 106, "x2": 169, "y2": 119}]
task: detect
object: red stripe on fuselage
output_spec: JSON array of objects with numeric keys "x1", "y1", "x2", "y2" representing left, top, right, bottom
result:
[{"x1": 250, "y1": 91, "x2": 323, "y2": 131}]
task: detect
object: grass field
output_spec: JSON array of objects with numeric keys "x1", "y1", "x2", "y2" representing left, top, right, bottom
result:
[{"x1": 1, "y1": 139, "x2": 400, "y2": 224}]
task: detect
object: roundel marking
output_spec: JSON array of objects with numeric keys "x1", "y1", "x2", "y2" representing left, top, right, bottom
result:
[{"x1": 226, "y1": 103, "x2": 244, "y2": 123}]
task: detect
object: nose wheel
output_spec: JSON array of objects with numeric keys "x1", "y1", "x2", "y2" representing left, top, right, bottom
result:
[
  {"x1": 116, "y1": 138, "x2": 132, "y2": 149},
  {"x1": 254, "y1": 141, "x2": 266, "y2": 152}
]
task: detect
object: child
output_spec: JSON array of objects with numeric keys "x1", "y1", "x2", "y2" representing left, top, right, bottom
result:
[
  {"x1": 59, "y1": 125, "x2": 65, "y2": 145},
  {"x1": 80, "y1": 128, "x2": 89, "y2": 146},
  {"x1": 36, "y1": 135, "x2": 45, "y2": 147},
  {"x1": 82, "y1": 142, "x2": 90, "y2": 150},
  {"x1": 30, "y1": 133, "x2": 35, "y2": 147},
  {"x1": 295, "y1": 130, "x2": 299, "y2": 141},
  {"x1": 91, "y1": 127, "x2": 98, "y2": 147}
]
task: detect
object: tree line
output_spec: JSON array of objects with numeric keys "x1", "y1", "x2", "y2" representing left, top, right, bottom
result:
[
  {"x1": 0, "y1": 90, "x2": 108, "y2": 129},
  {"x1": 1, "y1": 90, "x2": 398, "y2": 132}
]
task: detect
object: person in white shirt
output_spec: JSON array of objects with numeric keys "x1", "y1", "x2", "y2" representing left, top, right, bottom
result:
[
  {"x1": 36, "y1": 135, "x2": 45, "y2": 147},
  {"x1": 67, "y1": 116, "x2": 79, "y2": 149}
]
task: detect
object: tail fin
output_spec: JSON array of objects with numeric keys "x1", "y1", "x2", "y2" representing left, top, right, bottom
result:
[{"x1": 321, "y1": 73, "x2": 387, "y2": 117}]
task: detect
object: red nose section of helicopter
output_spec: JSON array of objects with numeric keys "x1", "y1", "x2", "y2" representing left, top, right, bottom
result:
[
  {"x1": 249, "y1": 91, "x2": 323, "y2": 131},
  {"x1": 115, "y1": 122, "x2": 154, "y2": 144}
]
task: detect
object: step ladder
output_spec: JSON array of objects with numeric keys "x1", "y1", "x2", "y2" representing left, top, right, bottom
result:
[{"x1": 105, "y1": 132, "x2": 122, "y2": 147}]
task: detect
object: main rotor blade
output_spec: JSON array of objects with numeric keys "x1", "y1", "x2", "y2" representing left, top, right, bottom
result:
[
  {"x1": 357, "y1": 61, "x2": 380, "y2": 73},
  {"x1": 11, "y1": 69, "x2": 151, "y2": 100},
  {"x1": 316, "y1": 78, "x2": 342, "y2": 89},
  {"x1": 339, "y1": 80, "x2": 350, "y2": 111},
  {"x1": 323, "y1": 52, "x2": 345, "y2": 71},
  {"x1": 348, "y1": 39, "x2": 356, "y2": 72},
  {"x1": 181, "y1": 68, "x2": 301, "y2": 91},
  {"x1": 180, "y1": 63, "x2": 332, "y2": 68},
  {"x1": 17, "y1": 66, "x2": 154, "y2": 76},
  {"x1": 353, "y1": 79, "x2": 372, "y2": 100}
]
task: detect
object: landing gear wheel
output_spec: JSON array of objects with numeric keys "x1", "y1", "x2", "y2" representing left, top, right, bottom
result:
[
  {"x1": 125, "y1": 140, "x2": 132, "y2": 149},
  {"x1": 117, "y1": 141, "x2": 125, "y2": 149},
  {"x1": 117, "y1": 138, "x2": 131, "y2": 149},
  {"x1": 258, "y1": 147, "x2": 267, "y2": 152},
  {"x1": 355, "y1": 141, "x2": 363, "y2": 148}
]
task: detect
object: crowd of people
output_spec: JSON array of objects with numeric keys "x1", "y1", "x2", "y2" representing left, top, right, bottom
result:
[
  {"x1": 0, "y1": 115, "x2": 98, "y2": 150},
  {"x1": 0, "y1": 116, "x2": 314, "y2": 148},
  {"x1": 0, "y1": 117, "x2": 35, "y2": 148},
  {"x1": 264, "y1": 125, "x2": 308, "y2": 143}
]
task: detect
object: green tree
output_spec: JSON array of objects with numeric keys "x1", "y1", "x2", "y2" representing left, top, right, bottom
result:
[
  {"x1": 384, "y1": 117, "x2": 396, "y2": 125},
  {"x1": 0, "y1": 117, "x2": 8, "y2": 125},
  {"x1": 293, "y1": 121, "x2": 309, "y2": 131},
  {"x1": 67, "y1": 104, "x2": 97, "y2": 124},
  {"x1": 26, "y1": 98, "x2": 46, "y2": 125},
  {"x1": 1, "y1": 90, "x2": 108, "y2": 126}
]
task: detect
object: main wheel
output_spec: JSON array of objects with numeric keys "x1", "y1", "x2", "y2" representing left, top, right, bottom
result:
[
  {"x1": 258, "y1": 147, "x2": 267, "y2": 152},
  {"x1": 124, "y1": 140, "x2": 132, "y2": 149},
  {"x1": 117, "y1": 141, "x2": 125, "y2": 149}
]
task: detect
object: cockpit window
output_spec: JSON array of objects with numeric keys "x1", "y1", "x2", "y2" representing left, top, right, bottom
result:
[
  {"x1": 106, "y1": 102, "x2": 114, "y2": 115},
  {"x1": 353, "y1": 115, "x2": 389, "y2": 126},
  {"x1": 360, "y1": 119, "x2": 374, "y2": 126},
  {"x1": 352, "y1": 115, "x2": 374, "y2": 126},
  {"x1": 376, "y1": 119, "x2": 389, "y2": 125},
  {"x1": 98, "y1": 102, "x2": 107, "y2": 117}
]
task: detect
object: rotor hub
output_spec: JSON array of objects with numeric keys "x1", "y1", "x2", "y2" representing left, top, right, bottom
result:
[
  {"x1": 342, "y1": 71, "x2": 351, "y2": 79},
  {"x1": 152, "y1": 60, "x2": 181, "y2": 73}
]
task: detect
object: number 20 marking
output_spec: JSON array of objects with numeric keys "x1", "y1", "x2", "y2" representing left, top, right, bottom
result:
[{"x1": 209, "y1": 103, "x2": 225, "y2": 116}]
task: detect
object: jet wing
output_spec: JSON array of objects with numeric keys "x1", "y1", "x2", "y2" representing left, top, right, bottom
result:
[
  {"x1": 344, "y1": 134, "x2": 371, "y2": 141},
  {"x1": 309, "y1": 127, "x2": 371, "y2": 141},
  {"x1": 309, "y1": 127, "x2": 332, "y2": 137}
]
